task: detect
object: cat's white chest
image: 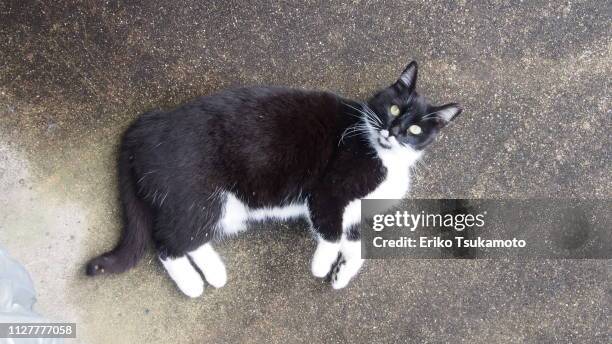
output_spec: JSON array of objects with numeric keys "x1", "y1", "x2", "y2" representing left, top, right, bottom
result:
[
  {"x1": 341, "y1": 147, "x2": 421, "y2": 230},
  {"x1": 366, "y1": 160, "x2": 412, "y2": 200},
  {"x1": 370, "y1": 145, "x2": 422, "y2": 199}
]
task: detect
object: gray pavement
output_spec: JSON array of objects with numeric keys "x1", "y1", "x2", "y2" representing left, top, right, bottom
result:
[{"x1": 0, "y1": 1, "x2": 610, "y2": 343}]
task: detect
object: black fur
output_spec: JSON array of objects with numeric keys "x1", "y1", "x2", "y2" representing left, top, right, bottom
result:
[{"x1": 85, "y1": 61, "x2": 461, "y2": 276}]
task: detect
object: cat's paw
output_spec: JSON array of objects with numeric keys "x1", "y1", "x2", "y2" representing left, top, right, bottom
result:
[
  {"x1": 168, "y1": 268, "x2": 205, "y2": 297},
  {"x1": 188, "y1": 243, "x2": 228, "y2": 289},
  {"x1": 202, "y1": 262, "x2": 227, "y2": 288},
  {"x1": 311, "y1": 240, "x2": 341, "y2": 278},
  {"x1": 179, "y1": 278, "x2": 206, "y2": 298},
  {"x1": 330, "y1": 255, "x2": 363, "y2": 290},
  {"x1": 160, "y1": 255, "x2": 205, "y2": 298},
  {"x1": 312, "y1": 258, "x2": 333, "y2": 278}
]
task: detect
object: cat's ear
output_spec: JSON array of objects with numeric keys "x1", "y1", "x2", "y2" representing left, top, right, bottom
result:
[
  {"x1": 396, "y1": 61, "x2": 418, "y2": 93},
  {"x1": 432, "y1": 103, "x2": 462, "y2": 128}
]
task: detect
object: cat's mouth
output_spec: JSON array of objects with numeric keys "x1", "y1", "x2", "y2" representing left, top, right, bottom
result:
[
  {"x1": 378, "y1": 137, "x2": 392, "y2": 149},
  {"x1": 378, "y1": 130, "x2": 393, "y2": 149}
]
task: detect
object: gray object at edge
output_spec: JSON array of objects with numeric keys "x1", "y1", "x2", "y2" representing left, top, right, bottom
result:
[{"x1": 0, "y1": 247, "x2": 62, "y2": 344}]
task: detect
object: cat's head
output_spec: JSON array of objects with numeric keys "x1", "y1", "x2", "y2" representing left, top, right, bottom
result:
[{"x1": 365, "y1": 61, "x2": 462, "y2": 151}]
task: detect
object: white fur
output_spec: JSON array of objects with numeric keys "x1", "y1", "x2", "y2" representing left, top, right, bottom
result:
[
  {"x1": 314, "y1": 139, "x2": 421, "y2": 282},
  {"x1": 249, "y1": 203, "x2": 309, "y2": 222},
  {"x1": 215, "y1": 123, "x2": 421, "y2": 289},
  {"x1": 311, "y1": 239, "x2": 341, "y2": 278},
  {"x1": 342, "y1": 131, "x2": 421, "y2": 230},
  {"x1": 188, "y1": 243, "x2": 227, "y2": 288},
  {"x1": 160, "y1": 255, "x2": 204, "y2": 298},
  {"x1": 217, "y1": 192, "x2": 308, "y2": 235},
  {"x1": 332, "y1": 240, "x2": 364, "y2": 289},
  {"x1": 328, "y1": 126, "x2": 422, "y2": 287},
  {"x1": 217, "y1": 193, "x2": 249, "y2": 235}
]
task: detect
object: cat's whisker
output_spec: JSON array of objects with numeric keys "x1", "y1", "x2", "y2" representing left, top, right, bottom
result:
[
  {"x1": 159, "y1": 190, "x2": 169, "y2": 206},
  {"x1": 360, "y1": 106, "x2": 383, "y2": 127},
  {"x1": 361, "y1": 103, "x2": 383, "y2": 125},
  {"x1": 343, "y1": 111, "x2": 364, "y2": 121},
  {"x1": 362, "y1": 114, "x2": 381, "y2": 130},
  {"x1": 343, "y1": 101, "x2": 383, "y2": 129},
  {"x1": 343, "y1": 128, "x2": 368, "y2": 138},
  {"x1": 365, "y1": 116, "x2": 380, "y2": 128},
  {"x1": 339, "y1": 126, "x2": 359, "y2": 145},
  {"x1": 338, "y1": 122, "x2": 372, "y2": 146},
  {"x1": 342, "y1": 101, "x2": 364, "y2": 113},
  {"x1": 341, "y1": 102, "x2": 367, "y2": 116}
]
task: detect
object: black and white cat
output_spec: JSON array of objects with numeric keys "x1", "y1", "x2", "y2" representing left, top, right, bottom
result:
[{"x1": 86, "y1": 61, "x2": 462, "y2": 297}]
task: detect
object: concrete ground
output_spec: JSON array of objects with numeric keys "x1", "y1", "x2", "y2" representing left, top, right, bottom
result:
[{"x1": 0, "y1": 1, "x2": 610, "y2": 343}]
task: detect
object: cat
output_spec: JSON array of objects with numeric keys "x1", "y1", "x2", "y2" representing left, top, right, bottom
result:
[{"x1": 85, "y1": 61, "x2": 462, "y2": 297}]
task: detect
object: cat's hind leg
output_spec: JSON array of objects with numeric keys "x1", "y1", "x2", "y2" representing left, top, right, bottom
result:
[
  {"x1": 152, "y1": 188, "x2": 224, "y2": 297},
  {"x1": 160, "y1": 255, "x2": 204, "y2": 298},
  {"x1": 188, "y1": 243, "x2": 227, "y2": 288},
  {"x1": 180, "y1": 191, "x2": 246, "y2": 288}
]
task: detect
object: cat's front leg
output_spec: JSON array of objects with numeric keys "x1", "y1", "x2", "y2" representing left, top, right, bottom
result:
[
  {"x1": 308, "y1": 198, "x2": 343, "y2": 278},
  {"x1": 311, "y1": 238, "x2": 341, "y2": 278},
  {"x1": 330, "y1": 239, "x2": 364, "y2": 289},
  {"x1": 330, "y1": 201, "x2": 364, "y2": 289},
  {"x1": 309, "y1": 197, "x2": 364, "y2": 288}
]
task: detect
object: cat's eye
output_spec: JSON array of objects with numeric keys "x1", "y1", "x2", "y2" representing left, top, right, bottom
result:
[
  {"x1": 408, "y1": 125, "x2": 422, "y2": 135},
  {"x1": 389, "y1": 105, "x2": 400, "y2": 116}
]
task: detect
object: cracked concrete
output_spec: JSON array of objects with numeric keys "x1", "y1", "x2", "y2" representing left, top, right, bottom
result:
[{"x1": 0, "y1": 1, "x2": 610, "y2": 343}]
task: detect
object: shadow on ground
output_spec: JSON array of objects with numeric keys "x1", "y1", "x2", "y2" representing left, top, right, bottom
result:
[{"x1": 0, "y1": 1, "x2": 610, "y2": 343}]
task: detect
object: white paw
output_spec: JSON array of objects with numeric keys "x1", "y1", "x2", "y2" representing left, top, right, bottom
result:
[
  {"x1": 332, "y1": 277, "x2": 350, "y2": 290},
  {"x1": 189, "y1": 243, "x2": 228, "y2": 289},
  {"x1": 312, "y1": 258, "x2": 333, "y2": 278},
  {"x1": 331, "y1": 240, "x2": 363, "y2": 289},
  {"x1": 202, "y1": 262, "x2": 227, "y2": 288},
  {"x1": 331, "y1": 257, "x2": 364, "y2": 290},
  {"x1": 179, "y1": 278, "x2": 205, "y2": 298},
  {"x1": 160, "y1": 255, "x2": 205, "y2": 298},
  {"x1": 311, "y1": 240, "x2": 341, "y2": 278}
]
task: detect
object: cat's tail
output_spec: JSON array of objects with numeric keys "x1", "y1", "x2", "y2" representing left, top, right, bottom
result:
[{"x1": 85, "y1": 138, "x2": 153, "y2": 276}]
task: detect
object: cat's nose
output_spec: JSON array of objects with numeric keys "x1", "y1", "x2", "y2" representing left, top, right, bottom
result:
[
  {"x1": 380, "y1": 129, "x2": 389, "y2": 138},
  {"x1": 390, "y1": 126, "x2": 401, "y2": 137}
]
